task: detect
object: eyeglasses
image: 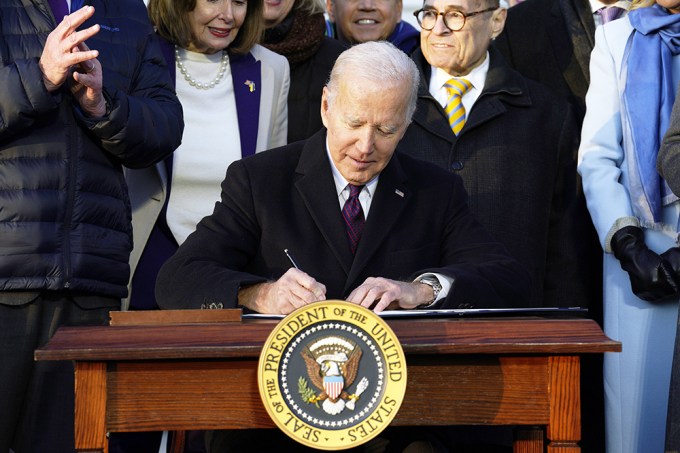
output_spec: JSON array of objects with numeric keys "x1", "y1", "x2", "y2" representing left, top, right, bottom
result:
[{"x1": 413, "y1": 6, "x2": 498, "y2": 31}]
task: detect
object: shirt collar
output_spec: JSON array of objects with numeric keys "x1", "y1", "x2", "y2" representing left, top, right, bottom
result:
[
  {"x1": 325, "y1": 137, "x2": 379, "y2": 198},
  {"x1": 589, "y1": 0, "x2": 630, "y2": 14},
  {"x1": 433, "y1": 50, "x2": 490, "y2": 94}
]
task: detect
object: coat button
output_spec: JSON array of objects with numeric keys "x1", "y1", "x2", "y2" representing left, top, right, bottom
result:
[{"x1": 451, "y1": 161, "x2": 464, "y2": 171}]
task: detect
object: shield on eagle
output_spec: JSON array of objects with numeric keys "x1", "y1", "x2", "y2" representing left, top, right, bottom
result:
[{"x1": 323, "y1": 374, "x2": 344, "y2": 400}]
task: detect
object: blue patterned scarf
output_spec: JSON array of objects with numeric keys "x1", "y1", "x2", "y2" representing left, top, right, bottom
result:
[{"x1": 624, "y1": 4, "x2": 680, "y2": 225}]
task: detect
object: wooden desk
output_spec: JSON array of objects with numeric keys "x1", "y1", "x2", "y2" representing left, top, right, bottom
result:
[{"x1": 35, "y1": 317, "x2": 620, "y2": 453}]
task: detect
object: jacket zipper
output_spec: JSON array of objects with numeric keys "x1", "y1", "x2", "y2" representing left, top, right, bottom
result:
[{"x1": 63, "y1": 104, "x2": 77, "y2": 289}]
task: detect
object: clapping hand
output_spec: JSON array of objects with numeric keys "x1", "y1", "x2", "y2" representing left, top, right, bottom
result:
[
  {"x1": 39, "y1": 6, "x2": 105, "y2": 117},
  {"x1": 70, "y1": 41, "x2": 105, "y2": 117}
]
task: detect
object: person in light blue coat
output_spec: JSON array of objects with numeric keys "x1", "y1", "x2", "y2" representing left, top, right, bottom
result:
[{"x1": 578, "y1": 1, "x2": 680, "y2": 451}]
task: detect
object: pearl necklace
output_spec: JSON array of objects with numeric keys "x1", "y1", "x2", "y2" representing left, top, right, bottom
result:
[{"x1": 174, "y1": 45, "x2": 229, "y2": 90}]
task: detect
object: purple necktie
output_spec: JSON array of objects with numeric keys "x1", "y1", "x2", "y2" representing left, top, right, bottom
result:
[
  {"x1": 47, "y1": 0, "x2": 69, "y2": 22},
  {"x1": 342, "y1": 184, "x2": 365, "y2": 254},
  {"x1": 598, "y1": 6, "x2": 624, "y2": 24}
]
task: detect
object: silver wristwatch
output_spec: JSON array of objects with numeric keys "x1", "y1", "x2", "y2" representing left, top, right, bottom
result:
[{"x1": 417, "y1": 276, "x2": 442, "y2": 306}]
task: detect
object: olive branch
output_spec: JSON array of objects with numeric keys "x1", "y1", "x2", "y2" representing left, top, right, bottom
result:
[{"x1": 298, "y1": 377, "x2": 320, "y2": 408}]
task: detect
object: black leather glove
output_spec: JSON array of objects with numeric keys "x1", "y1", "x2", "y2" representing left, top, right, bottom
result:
[
  {"x1": 660, "y1": 246, "x2": 680, "y2": 289},
  {"x1": 611, "y1": 226, "x2": 680, "y2": 301}
]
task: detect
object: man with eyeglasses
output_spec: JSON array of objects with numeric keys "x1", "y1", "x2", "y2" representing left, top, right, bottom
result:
[
  {"x1": 396, "y1": 5, "x2": 599, "y2": 451},
  {"x1": 397, "y1": 0, "x2": 592, "y2": 344},
  {"x1": 324, "y1": 0, "x2": 420, "y2": 54}
]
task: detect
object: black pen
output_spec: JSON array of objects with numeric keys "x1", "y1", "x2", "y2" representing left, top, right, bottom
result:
[{"x1": 284, "y1": 248, "x2": 300, "y2": 270}]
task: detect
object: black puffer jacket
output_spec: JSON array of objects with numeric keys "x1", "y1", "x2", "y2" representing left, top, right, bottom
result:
[{"x1": 0, "y1": 0, "x2": 184, "y2": 298}]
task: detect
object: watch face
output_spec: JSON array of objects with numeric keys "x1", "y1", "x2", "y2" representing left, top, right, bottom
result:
[{"x1": 258, "y1": 300, "x2": 407, "y2": 450}]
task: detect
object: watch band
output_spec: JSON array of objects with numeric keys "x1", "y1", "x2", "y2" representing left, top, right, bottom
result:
[{"x1": 416, "y1": 276, "x2": 442, "y2": 307}]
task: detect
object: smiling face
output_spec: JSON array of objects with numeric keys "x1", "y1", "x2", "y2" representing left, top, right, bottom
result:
[
  {"x1": 326, "y1": 0, "x2": 403, "y2": 44},
  {"x1": 188, "y1": 0, "x2": 248, "y2": 54},
  {"x1": 320, "y1": 77, "x2": 410, "y2": 185},
  {"x1": 263, "y1": 0, "x2": 296, "y2": 27},
  {"x1": 420, "y1": 0, "x2": 505, "y2": 76}
]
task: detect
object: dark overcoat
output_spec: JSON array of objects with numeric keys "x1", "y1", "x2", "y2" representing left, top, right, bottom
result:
[{"x1": 397, "y1": 47, "x2": 597, "y2": 310}]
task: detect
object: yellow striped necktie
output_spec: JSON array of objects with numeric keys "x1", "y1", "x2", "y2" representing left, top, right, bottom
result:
[{"x1": 444, "y1": 78, "x2": 472, "y2": 135}]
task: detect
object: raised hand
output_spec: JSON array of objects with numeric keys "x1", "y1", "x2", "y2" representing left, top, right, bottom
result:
[
  {"x1": 39, "y1": 6, "x2": 100, "y2": 93},
  {"x1": 70, "y1": 41, "x2": 105, "y2": 117}
]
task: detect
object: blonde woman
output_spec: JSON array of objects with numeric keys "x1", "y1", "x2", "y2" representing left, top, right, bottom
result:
[{"x1": 579, "y1": 0, "x2": 680, "y2": 451}]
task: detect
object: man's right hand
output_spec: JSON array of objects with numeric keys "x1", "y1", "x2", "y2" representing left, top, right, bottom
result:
[
  {"x1": 39, "y1": 6, "x2": 100, "y2": 93},
  {"x1": 611, "y1": 226, "x2": 680, "y2": 301},
  {"x1": 238, "y1": 268, "x2": 326, "y2": 315}
]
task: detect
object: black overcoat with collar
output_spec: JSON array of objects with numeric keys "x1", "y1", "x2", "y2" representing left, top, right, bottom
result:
[
  {"x1": 397, "y1": 47, "x2": 597, "y2": 310},
  {"x1": 494, "y1": 0, "x2": 596, "y2": 122},
  {"x1": 156, "y1": 129, "x2": 530, "y2": 310}
]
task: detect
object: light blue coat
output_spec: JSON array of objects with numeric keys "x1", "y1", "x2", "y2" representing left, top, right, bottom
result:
[{"x1": 579, "y1": 16, "x2": 680, "y2": 453}]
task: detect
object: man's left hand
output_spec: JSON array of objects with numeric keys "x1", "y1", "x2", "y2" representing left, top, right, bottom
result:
[
  {"x1": 70, "y1": 41, "x2": 106, "y2": 117},
  {"x1": 346, "y1": 277, "x2": 433, "y2": 312}
]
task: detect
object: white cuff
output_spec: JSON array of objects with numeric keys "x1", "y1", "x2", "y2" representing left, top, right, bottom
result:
[{"x1": 605, "y1": 216, "x2": 640, "y2": 253}]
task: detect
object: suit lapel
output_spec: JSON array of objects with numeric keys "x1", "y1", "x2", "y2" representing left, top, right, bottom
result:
[
  {"x1": 294, "y1": 132, "x2": 355, "y2": 274},
  {"x1": 160, "y1": 44, "x2": 261, "y2": 158},
  {"x1": 413, "y1": 86, "x2": 456, "y2": 143},
  {"x1": 230, "y1": 52, "x2": 261, "y2": 158},
  {"x1": 556, "y1": 0, "x2": 595, "y2": 89},
  {"x1": 411, "y1": 50, "x2": 456, "y2": 144},
  {"x1": 464, "y1": 49, "x2": 529, "y2": 132}
]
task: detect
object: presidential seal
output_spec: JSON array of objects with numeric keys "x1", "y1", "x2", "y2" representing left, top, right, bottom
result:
[{"x1": 258, "y1": 300, "x2": 407, "y2": 450}]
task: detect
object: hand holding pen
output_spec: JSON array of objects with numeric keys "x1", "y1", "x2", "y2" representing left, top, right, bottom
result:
[
  {"x1": 257, "y1": 249, "x2": 325, "y2": 313},
  {"x1": 237, "y1": 249, "x2": 327, "y2": 315}
]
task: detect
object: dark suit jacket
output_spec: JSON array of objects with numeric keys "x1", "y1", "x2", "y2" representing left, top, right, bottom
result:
[
  {"x1": 285, "y1": 37, "x2": 347, "y2": 143},
  {"x1": 659, "y1": 86, "x2": 680, "y2": 197},
  {"x1": 397, "y1": 47, "x2": 597, "y2": 310},
  {"x1": 156, "y1": 130, "x2": 530, "y2": 310},
  {"x1": 494, "y1": 0, "x2": 595, "y2": 122}
]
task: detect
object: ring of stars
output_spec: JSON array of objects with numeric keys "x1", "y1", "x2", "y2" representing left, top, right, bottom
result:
[{"x1": 280, "y1": 322, "x2": 386, "y2": 429}]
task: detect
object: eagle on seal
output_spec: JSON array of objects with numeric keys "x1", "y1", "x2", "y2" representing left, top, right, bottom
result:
[{"x1": 301, "y1": 337, "x2": 366, "y2": 415}]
